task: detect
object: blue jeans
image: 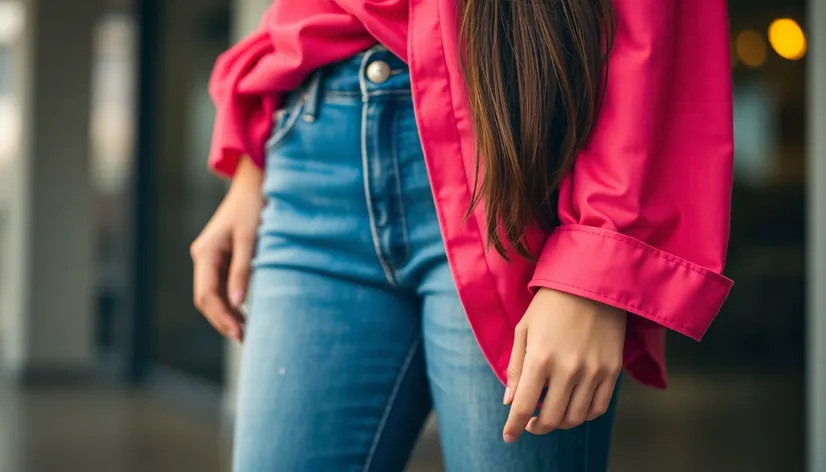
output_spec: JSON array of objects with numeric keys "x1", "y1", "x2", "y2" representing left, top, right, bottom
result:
[{"x1": 235, "y1": 46, "x2": 618, "y2": 472}]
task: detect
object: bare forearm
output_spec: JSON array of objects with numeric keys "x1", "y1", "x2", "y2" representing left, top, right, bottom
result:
[{"x1": 230, "y1": 155, "x2": 263, "y2": 196}]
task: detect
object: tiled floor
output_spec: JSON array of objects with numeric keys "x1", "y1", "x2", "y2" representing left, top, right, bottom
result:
[{"x1": 0, "y1": 371, "x2": 804, "y2": 472}]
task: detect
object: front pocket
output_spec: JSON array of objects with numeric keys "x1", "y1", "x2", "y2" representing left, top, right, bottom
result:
[{"x1": 265, "y1": 95, "x2": 305, "y2": 152}]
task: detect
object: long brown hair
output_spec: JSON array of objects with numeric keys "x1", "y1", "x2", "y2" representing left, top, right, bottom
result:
[{"x1": 461, "y1": 0, "x2": 614, "y2": 259}]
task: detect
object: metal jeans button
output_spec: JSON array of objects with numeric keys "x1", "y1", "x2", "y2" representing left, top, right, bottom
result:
[{"x1": 366, "y1": 60, "x2": 391, "y2": 84}]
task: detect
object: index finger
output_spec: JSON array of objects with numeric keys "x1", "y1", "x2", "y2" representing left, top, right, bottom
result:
[
  {"x1": 503, "y1": 356, "x2": 547, "y2": 443},
  {"x1": 505, "y1": 323, "x2": 528, "y2": 405}
]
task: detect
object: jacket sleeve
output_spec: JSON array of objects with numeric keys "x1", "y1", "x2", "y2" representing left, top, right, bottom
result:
[
  {"x1": 207, "y1": 5, "x2": 278, "y2": 177},
  {"x1": 528, "y1": 0, "x2": 734, "y2": 340},
  {"x1": 207, "y1": 1, "x2": 375, "y2": 177}
]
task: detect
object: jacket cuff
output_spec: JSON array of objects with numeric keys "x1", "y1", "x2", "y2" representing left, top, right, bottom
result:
[
  {"x1": 207, "y1": 106, "x2": 246, "y2": 179},
  {"x1": 208, "y1": 147, "x2": 244, "y2": 179},
  {"x1": 207, "y1": 95, "x2": 274, "y2": 179},
  {"x1": 528, "y1": 225, "x2": 733, "y2": 340}
]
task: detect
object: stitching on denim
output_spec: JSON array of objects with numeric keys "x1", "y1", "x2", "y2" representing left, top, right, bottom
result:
[
  {"x1": 263, "y1": 99, "x2": 304, "y2": 152},
  {"x1": 389, "y1": 105, "x2": 411, "y2": 266},
  {"x1": 323, "y1": 95, "x2": 411, "y2": 107},
  {"x1": 324, "y1": 90, "x2": 362, "y2": 98},
  {"x1": 530, "y1": 277, "x2": 702, "y2": 337},
  {"x1": 541, "y1": 227, "x2": 731, "y2": 287},
  {"x1": 302, "y1": 70, "x2": 322, "y2": 122},
  {"x1": 359, "y1": 51, "x2": 398, "y2": 287},
  {"x1": 362, "y1": 334, "x2": 422, "y2": 472},
  {"x1": 324, "y1": 90, "x2": 410, "y2": 98},
  {"x1": 366, "y1": 90, "x2": 412, "y2": 97}
]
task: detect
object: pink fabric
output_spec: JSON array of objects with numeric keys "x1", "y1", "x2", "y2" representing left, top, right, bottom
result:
[{"x1": 208, "y1": 0, "x2": 734, "y2": 389}]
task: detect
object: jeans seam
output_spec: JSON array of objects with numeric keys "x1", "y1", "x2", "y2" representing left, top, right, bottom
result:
[
  {"x1": 323, "y1": 91, "x2": 410, "y2": 99},
  {"x1": 365, "y1": 90, "x2": 411, "y2": 97},
  {"x1": 264, "y1": 99, "x2": 304, "y2": 152},
  {"x1": 362, "y1": 334, "x2": 422, "y2": 472},
  {"x1": 389, "y1": 106, "x2": 410, "y2": 265},
  {"x1": 359, "y1": 51, "x2": 398, "y2": 287}
]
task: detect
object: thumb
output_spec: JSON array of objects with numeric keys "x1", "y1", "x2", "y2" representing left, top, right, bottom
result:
[
  {"x1": 228, "y1": 230, "x2": 255, "y2": 308},
  {"x1": 505, "y1": 323, "x2": 527, "y2": 405}
]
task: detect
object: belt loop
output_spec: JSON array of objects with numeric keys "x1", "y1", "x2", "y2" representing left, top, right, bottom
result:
[{"x1": 302, "y1": 70, "x2": 323, "y2": 123}]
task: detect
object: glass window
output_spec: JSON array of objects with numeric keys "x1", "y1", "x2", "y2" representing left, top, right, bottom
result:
[{"x1": 90, "y1": 9, "x2": 137, "y2": 373}]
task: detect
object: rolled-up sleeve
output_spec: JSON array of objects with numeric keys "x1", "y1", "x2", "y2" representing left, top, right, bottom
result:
[
  {"x1": 528, "y1": 0, "x2": 734, "y2": 340},
  {"x1": 207, "y1": 7, "x2": 278, "y2": 177},
  {"x1": 207, "y1": 1, "x2": 376, "y2": 177}
]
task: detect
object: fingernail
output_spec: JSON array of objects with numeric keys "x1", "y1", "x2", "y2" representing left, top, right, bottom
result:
[
  {"x1": 503, "y1": 433, "x2": 517, "y2": 444},
  {"x1": 229, "y1": 289, "x2": 244, "y2": 307},
  {"x1": 503, "y1": 387, "x2": 512, "y2": 405}
]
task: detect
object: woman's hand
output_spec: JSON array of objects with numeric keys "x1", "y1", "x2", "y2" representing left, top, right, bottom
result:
[
  {"x1": 190, "y1": 157, "x2": 264, "y2": 343},
  {"x1": 502, "y1": 288, "x2": 626, "y2": 442}
]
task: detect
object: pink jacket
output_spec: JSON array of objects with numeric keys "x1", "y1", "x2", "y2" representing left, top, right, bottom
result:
[{"x1": 208, "y1": 0, "x2": 734, "y2": 389}]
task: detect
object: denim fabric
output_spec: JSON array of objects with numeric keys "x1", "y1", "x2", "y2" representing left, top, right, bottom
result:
[{"x1": 234, "y1": 46, "x2": 618, "y2": 472}]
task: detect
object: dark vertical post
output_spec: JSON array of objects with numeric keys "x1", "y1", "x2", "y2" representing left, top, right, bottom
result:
[{"x1": 128, "y1": 0, "x2": 161, "y2": 383}]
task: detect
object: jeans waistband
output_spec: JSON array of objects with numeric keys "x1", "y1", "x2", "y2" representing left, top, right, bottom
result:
[
  {"x1": 325, "y1": 44, "x2": 409, "y2": 94},
  {"x1": 296, "y1": 45, "x2": 409, "y2": 122}
]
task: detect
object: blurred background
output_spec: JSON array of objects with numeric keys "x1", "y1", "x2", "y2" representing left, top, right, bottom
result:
[{"x1": 0, "y1": 0, "x2": 821, "y2": 471}]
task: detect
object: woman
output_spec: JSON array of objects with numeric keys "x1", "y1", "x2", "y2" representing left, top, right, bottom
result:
[{"x1": 191, "y1": 0, "x2": 733, "y2": 470}]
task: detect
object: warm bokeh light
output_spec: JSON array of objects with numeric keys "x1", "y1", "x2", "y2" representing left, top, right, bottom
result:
[
  {"x1": 768, "y1": 18, "x2": 807, "y2": 60},
  {"x1": 735, "y1": 30, "x2": 767, "y2": 68}
]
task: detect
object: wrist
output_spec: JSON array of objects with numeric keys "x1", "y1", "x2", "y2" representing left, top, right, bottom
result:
[
  {"x1": 230, "y1": 155, "x2": 263, "y2": 195},
  {"x1": 536, "y1": 287, "x2": 627, "y2": 320}
]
